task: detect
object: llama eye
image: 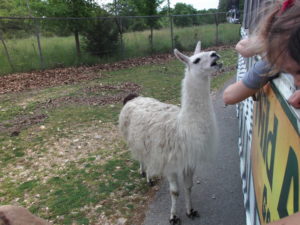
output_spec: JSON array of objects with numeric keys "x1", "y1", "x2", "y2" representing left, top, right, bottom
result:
[{"x1": 193, "y1": 58, "x2": 201, "y2": 64}]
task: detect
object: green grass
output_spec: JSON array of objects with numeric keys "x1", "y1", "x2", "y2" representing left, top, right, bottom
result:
[
  {"x1": 123, "y1": 23, "x2": 240, "y2": 57},
  {"x1": 0, "y1": 47, "x2": 237, "y2": 224},
  {"x1": 0, "y1": 23, "x2": 240, "y2": 75}
]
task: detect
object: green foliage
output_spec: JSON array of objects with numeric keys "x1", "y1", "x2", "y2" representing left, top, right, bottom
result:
[
  {"x1": 104, "y1": 0, "x2": 138, "y2": 32},
  {"x1": 0, "y1": 0, "x2": 102, "y2": 41},
  {"x1": 172, "y1": 4, "x2": 220, "y2": 27},
  {"x1": 219, "y1": 0, "x2": 244, "y2": 12},
  {"x1": 218, "y1": 0, "x2": 228, "y2": 12},
  {"x1": 128, "y1": 19, "x2": 148, "y2": 31},
  {"x1": 173, "y1": 3, "x2": 198, "y2": 27},
  {"x1": 104, "y1": 0, "x2": 165, "y2": 32},
  {"x1": 18, "y1": 180, "x2": 39, "y2": 192},
  {"x1": 82, "y1": 9, "x2": 120, "y2": 56},
  {"x1": 174, "y1": 35, "x2": 183, "y2": 50},
  {"x1": 43, "y1": 0, "x2": 99, "y2": 55},
  {"x1": 0, "y1": 0, "x2": 31, "y2": 38},
  {"x1": 0, "y1": 23, "x2": 241, "y2": 75},
  {"x1": 131, "y1": 0, "x2": 165, "y2": 51},
  {"x1": 105, "y1": 0, "x2": 137, "y2": 16}
]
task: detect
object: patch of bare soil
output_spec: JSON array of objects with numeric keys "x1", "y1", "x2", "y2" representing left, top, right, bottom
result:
[
  {"x1": 0, "y1": 114, "x2": 48, "y2": 137},
  {"x1": 39, "y1": 82, "x2": 142, "y2": 108},
  {"x1": 0, "y1": 122, "x2": 160, "y2": 225},
  {"x1": 126, "y1": 184, "x2": 160, "y2": 225},
  {"x1": 0, "y1": 82, "x2": 141, "y2": 136}
]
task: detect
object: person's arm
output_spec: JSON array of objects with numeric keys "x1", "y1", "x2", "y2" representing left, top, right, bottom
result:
[
  {"x1": 223, "y1": 60, "x2": 272, "y2": 105},
  {"x1": 266, "y1": 212, "x2": 300, "y2": 225},
  {"x1": 288, "y1": 90, "x2": 300, "y2": 109},
  {"x1": 223, "y1": 80, "x2": 258, "y2": 105}
]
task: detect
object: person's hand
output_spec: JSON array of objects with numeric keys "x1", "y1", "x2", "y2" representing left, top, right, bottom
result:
[
  {"x1": 288, "y1": 90, "x2": 300, "y2": 109},
  {"x1": 235, "y1": 36, "x2": 263, "y2": 58}
]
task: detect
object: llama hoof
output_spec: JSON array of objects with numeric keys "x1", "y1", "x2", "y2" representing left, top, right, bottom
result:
[
  {"x1": 141, "y1": 171, "x2": 146, "y2": 177},
  {"x1": 148, "y1": 179, "x2": 155, "y2": 187},
  {"x1": 169, "y1": 215, "x2": 181, "y2": 225},
  {"x1": 186, "y1": 209, "x2": 200, "y2": 219}
]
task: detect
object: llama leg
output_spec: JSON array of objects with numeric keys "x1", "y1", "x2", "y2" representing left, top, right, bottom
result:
[
  {"x1": 146, "y1": 173, "x2": 155, "y2": 186},
  {"x1": 183, "y1": 169, "x2": 200, "y2": 219},
  {"x1": 167, "y1": 173, "x2": 180, "y2": 224},
  {"x1": 139, "y1": 163, "x2": 146, "y2": 177},
  {"x1": 139, "y1": 163, "x2": 154, "y2": 186}
]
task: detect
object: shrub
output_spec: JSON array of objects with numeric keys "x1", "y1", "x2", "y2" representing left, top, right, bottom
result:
[{"x1": 82, "y1": 18, "x2": 120, "y2": 56}]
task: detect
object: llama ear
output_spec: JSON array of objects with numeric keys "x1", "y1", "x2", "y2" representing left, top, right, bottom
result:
[
  {"x1": 174, "y1": 49, "x2": 189, "y2": 65},
  {"x1": 194, "y1": 41, "x2": 201, "y2": 54}
]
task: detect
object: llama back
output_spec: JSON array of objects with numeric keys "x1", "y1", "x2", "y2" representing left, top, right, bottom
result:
[
  {"x1": 119, "y1": 96, "x2": 217, "y2": 177},
  {"x1": 119, "y1": 96, "x2": 181, "y2": 176},
  {"x1": 119, "y1": 96, "x2": 180, "y2": 137}
]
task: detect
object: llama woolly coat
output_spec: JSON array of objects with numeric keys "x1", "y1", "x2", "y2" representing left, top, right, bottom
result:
[
  {"x1": 119, "y1": 89, "x2": 216, "y2": 178},
  {"x1": 119, "y1": 42, "x2": 221, "y2": 223}
]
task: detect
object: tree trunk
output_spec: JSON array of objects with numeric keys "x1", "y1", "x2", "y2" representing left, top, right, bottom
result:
[
  {"x1": 168, "y1": 0, "x2": 174, "y2": 51},
  {"x1": 114, "y1": 17, "x2": 124, "y2": 58},
  {"x1": 74, "y1": 29, "x2": 81, "y2": 57},
  {"x1": 35, "y1": 22, "x2": 44, "y2": 69}
]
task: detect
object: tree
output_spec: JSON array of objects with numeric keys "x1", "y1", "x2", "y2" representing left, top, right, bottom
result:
[
  {"x1": 218, "y1": 0, "x2": 228, "y2": 12},
  {"x1": 173, "y1": 3, "x2": 197, "y2": 27},
  {"x1": 131, "y1": 0, "x2": 165, "y2": 52},
  {"x1": 43, "y1": 0, "x2": 99, "y2": 57},
  {"x1": 0, "y1": 0, "x2": 41, "y2": 38},
  {"x1": 105, "y1": 0, "x2": 139, "y2": 32},
  {"x1": 82, "y1": 10, "x2": 119, "y2": 56},
  {"x1": 219, "y1": 0, "x2": 244, "y2": 12}
]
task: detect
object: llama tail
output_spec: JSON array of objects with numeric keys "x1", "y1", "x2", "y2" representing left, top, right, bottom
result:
[{"x1": 123, "y1": 93, "x2": 139, "y2": 105}]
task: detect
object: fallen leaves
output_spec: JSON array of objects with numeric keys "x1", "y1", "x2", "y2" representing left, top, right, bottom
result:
[
  {"x1": 0, "y1": 54, "x2": 173, "y2": 94},
  {"x1": 0, "y1": 45, "x2": 233, "y2": 94}
]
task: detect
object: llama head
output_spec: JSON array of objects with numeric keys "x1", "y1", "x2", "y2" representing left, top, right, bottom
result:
[{"x1": 174, "y1": 41, "x2": 222, "y2": 76}]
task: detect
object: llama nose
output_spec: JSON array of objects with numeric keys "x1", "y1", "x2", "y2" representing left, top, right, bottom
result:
[{"x1": 211, "y1": 52, "x2": 220, "y2": 59}]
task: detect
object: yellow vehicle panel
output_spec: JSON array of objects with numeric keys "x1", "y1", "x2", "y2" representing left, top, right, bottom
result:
[{"x1": 252, "y1": 83, "x2": 300, "y2": 224}]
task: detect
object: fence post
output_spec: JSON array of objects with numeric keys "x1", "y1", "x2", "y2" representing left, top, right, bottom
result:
[
  {"x1": 114, "y1": 0, "x2": 124, "y2": 58},
  {"x1": 35, "y1": 20, "x2": 44, "y2": 69},
  {"x1": 74, "y1": 28, "x2": 81, "y2": 58},
  {"x1": 214, "y1": 13, "x2": 219, "y2": 46},
  {"x1": 114, "y1": 16, "x2": 124, "y2": 58},
  {"x1": 0, "y1": 30, "x2": 15, "y2": 72},
  {"x1": 167, "y1": 0, "x2": 174, "y2": 51},
  {"x1": 26, "y1": 0, "x2": 44, "y2": 69}
]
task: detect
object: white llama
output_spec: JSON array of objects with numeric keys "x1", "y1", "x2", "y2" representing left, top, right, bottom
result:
[{"x1": 119, "y1": 41, "x2": 221, "y2": 224}]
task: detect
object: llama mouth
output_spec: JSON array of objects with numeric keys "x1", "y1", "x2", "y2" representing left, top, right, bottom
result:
[
  {"x1": 211, "y1": 61, "x2": 218, "y2": 66},
  {"x1": 210, "y1": 58, "x2": 222, "y2": 68}
]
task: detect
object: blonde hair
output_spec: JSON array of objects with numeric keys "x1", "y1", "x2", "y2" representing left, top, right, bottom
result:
[{"x1": 252, "y1": 0, "x2": 300, "y2": 72}]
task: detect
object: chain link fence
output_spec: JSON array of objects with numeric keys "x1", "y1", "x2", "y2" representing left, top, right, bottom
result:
[{"x1": 0, "y1": 12, "x2": 242, "y2": 75}]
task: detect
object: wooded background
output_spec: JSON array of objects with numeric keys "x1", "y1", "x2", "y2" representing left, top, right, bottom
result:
[{"x1": 0, "y1": 0, "x2": 244, "y2": 75}]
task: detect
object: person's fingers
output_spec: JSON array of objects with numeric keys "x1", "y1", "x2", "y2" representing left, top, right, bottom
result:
[{"x1": 288, "y1": 94, "x2": 300, "y2": 108}]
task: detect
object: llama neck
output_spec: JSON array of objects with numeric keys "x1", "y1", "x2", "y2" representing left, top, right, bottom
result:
[{"x1": 179, "y1": 70, "x2": 212, "y2": 118}]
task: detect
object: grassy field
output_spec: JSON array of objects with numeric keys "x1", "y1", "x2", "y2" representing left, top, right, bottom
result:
[
  {"x1": 0, "y1": 23, "x2": 240, "y2": 75},
  {"x1": 0, "y1": 47, "x2": 237, "y2": 225}
]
